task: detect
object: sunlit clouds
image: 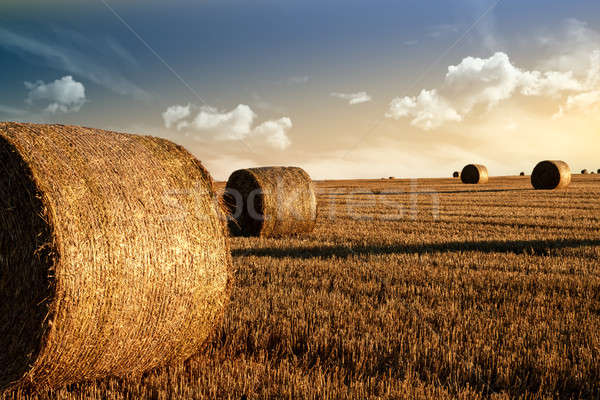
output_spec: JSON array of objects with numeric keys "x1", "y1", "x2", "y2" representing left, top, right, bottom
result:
[{"x1": 162, "y1": 104, "x2": 293, "y2": 150}]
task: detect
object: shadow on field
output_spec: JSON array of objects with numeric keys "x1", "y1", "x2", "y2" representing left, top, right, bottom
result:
[
  {"x1": 322, "y1": 188, "x2": 532, "y2": 196},
  {"x1": 232, "y1": 238, "x2": 600, "y2": 259}
]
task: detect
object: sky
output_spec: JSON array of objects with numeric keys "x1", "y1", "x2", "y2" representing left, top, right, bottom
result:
[{"x1": 1, "y1": 0, "x2": 599, "y2": 180}]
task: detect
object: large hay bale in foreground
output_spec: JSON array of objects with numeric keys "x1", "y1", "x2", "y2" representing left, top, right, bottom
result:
[
  {"x1": 460, "y1": 164, "x2": 488, "y2": 184},
  {"x1": 224, "y1": 166, "x2": 317, "y2": 237},
  {"x1": 531, "y1": 160, "x2": 571, "y2": 190},
  {"x1": 0, "y1": 123, "x2": 231, "y2": 390}
]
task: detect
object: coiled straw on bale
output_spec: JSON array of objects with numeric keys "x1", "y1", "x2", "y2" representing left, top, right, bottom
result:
[
  {"x1": 460, "y1": 164, "x2": 489, "y2": 184},
  {"x1": 224, "y1": 167, "x2": 317, "y2": 237},
  {"x1": 0, "y1": 123, "x2": 231, "y2": 391},
  {"x1": 531, "y1": 160, "x2": 571, "y2": 190}
]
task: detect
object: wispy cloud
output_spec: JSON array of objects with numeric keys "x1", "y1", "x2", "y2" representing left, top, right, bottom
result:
[
  {"x1": 252, "y1": 93, "x2": 286, "y2": 113},
  {"x1": 553, "y1": 90, "x2": 600, "y2": 119},
  {"x1": 270, "y1": 76, "x2": 310, "y2": 86},
  {"x1": 0, "y1": 27, "x2": 149, "y2": 100},
  {"x1": 331, "y1": 91, "x2": 372, "y2": 105},
  {"x1": 105, "y1": 36, "x2": 139, "y2": 68},
  {"x1": 534, "y1": 19, "x2": 600, "y2": 119},
  {"x1": 0, "y1": 104, "x2": 27, "y2": 116},
  {"x1": 288, "y1": 75, "x2": 310, "y2": 85},
  {"x1": 426, "y1": 24, "x2": 461, "y2": 38}
]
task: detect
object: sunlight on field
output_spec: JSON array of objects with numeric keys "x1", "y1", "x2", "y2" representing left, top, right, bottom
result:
[{"x1": 4, "y1": 175, "x2": 600, "y2": 399}]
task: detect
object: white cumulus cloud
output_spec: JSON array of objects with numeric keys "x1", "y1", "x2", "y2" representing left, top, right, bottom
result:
[
  {"x1": 162, "y1": 104, "x2": 292, "y2": 149},
  {"x1": 162, "y1": 104, "x2": 191, "y2": 129},
  {"x1": 253, "y1": 117, "x2": 293, "y2": 150},
  {"x1": 25, "y1": 75, "x2": 86, "y2": 113},
  {"x1": 331, "y1": 91, "x2": 372, "y2": 105},
  {"x1": 191, "y1": 104, "x2": 256, "y2": 141},
  {"x1": 387, "y1": 51, "x2": 598, "y2": 130},
  {"x1": 387, "y1": 90, "x2": 461, "y2": 130}
]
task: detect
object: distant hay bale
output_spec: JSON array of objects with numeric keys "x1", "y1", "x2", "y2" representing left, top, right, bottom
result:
[
  {"x1": 0, "y1": 123, "x2": 231, "y2": 391},
  {"x1": 224, "y1": 166, "x2": 317, "y2": 237},
  {"x1": 520, "y1": 172, "x2": 525, "y2": 176},
  {"x1": 460, "y1": 164, "x2": 489, "y2": 184},
  {"x1": 581, "y1": 169, "x2": 589, "y2": 174},
  {"x1": 389, "y1": 176, "x2": 395, "y2": 180},
  {"x1": 453, "y1": 171, "x2": 459, "y2": 178},
  {"x1": 531, "y1": 160, "x2": 571, "y2": 190}
]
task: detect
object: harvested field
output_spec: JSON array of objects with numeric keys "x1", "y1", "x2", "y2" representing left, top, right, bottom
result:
[{"x1": 3, "y1": 175, "x2": 600, "y2": 399}]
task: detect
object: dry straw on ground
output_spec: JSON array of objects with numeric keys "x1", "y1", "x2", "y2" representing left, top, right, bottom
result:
[
  {"x1": 531, "y1": 160, "x2": 571, "y2": 190},
  {"x1": 224, "y1": 166, "x2": 317, "y2": 237},
  {"x1": 460, "y1": 164, "x2": 489, "y2": 184},
  {"x1": 0, "y1": 123, "x2": 231, "y2": 391}
]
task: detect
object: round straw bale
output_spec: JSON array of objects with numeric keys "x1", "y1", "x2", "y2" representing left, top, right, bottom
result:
[
  {"x1": 460, "y1": 164, "x2": 489, "y2": 184},
  {"x1": 531, "y1": 160, "x2": 571, "y2": 190},
  {"x1": 581, "y1": 169, "x2": 589, "y2": 174},
  {"x1": 597, "y1": 169, "x2": 600, "y2": 174},
  {"x1": 520, "y1": 172, "x2": 525, "y2": 176},
  {"x1": 453, "y1": 171, "x2": 459, "y2": 178},
  {"x1": 224, "y1": 167, "x2": 317, "y2": 237},
  {"x1": 0, "y1": 123, "x2": 231, "y2": 390}
]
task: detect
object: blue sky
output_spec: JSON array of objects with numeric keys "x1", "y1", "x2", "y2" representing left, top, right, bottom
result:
[{"x1": 1, "y1": 0, "x2": 600, "y2": 179}]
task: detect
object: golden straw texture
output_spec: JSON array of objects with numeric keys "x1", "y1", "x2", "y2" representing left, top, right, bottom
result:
[
  {"x1": 224, "y1": 167, "x2": 317, "y2": 237},
  {"x1": 0, "y1": 123, "x2": 231, "y2": 391},
  {"x1": 460, "y1": 164, "x2": 489, "y2": 184},
  {"x1": 531, "y1": 160, "x2": 571, "y2": 190}
]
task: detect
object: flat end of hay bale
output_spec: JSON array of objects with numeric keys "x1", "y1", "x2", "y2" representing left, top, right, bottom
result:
[
  {"x1": 531, "y1": 160, "x2": 571, "y2": 190},
  {"x1": 225, "y1": 166, "x2": 317, "y2": 237},
  {"x1": 460, "y1": 164, "x2": 488, "y2": 184}
]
